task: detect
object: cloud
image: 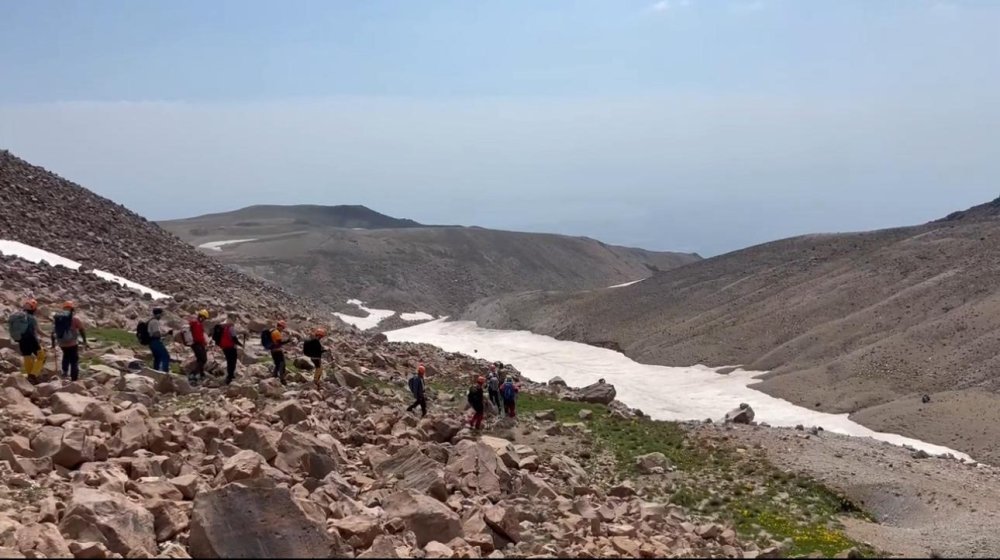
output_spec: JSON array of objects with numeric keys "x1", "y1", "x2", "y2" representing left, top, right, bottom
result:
[{"x1": 649, "y1": 0, "x2": 690, "y2": 13}]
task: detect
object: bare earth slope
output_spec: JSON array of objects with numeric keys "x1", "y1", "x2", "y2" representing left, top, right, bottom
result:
[
  {"x1": 465, "y1": 205, "x2": 1000, "y2": 463},
  {"x1": 161, "y1": 207, "x2": 700, "y2": 315}
]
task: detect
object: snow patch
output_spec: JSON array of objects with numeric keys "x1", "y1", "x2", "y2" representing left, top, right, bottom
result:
[
  {"x1": 334, "y1": 300, "x2": 397, "y2": 330},
  {"x1": 607, "y1": 278, "x2": 646, "y2": 289},
  {"x1": 400, "y1": 311, "x2": 435, "y2": 322},
  {"x1": 0, "y1": 240, "x2": 170, "y2": 300},
  {"x1": 198, "y1": 239, "x2": 258, "y2": 252},
  {"x1": 386, "y1": 319, "x2": 972, "y2": 461}
]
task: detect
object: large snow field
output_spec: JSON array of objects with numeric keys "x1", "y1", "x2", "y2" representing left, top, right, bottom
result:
[
  {"x1": 0, "y1": 240, "x2": 170, "y2": 300},
  {"x1": 386, "y1": 318, "x2": 972, "y2": 461}
]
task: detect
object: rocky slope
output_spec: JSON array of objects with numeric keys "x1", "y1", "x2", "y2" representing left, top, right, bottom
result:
[
  {"x1": 0, "y1": 252, "x2": 817, "y2": 559},
  {"x1": 464, "y1": 200, "x2": 1000, "y2": 464},
  {"x1": 160, "y1": 206, "x2": 700, "y2": 315},
  {"x1": 0, "y1": 151, "x2": 318, "y2": 320}
]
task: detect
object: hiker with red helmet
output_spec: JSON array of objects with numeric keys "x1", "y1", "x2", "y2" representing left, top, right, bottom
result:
[
  {"x1": 8, "y1": 298, "x2": 48, "y2": 381},
  {"x1": 51, "y1": 301, "x2": 87, "y2": 381},
  {"x1": 467, "y1": 375, "x2": 486, "y2": 430},
  {"x1": 303, "y1": 327, "x2": 327, "y2": 384},
  {"x1": 406, "y1": 364, "x2": 428, "y2": 417}
]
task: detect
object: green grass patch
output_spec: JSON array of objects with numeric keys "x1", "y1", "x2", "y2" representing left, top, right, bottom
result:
[
  {"x1": 89, "y1": 327, "x2": 140, "y2": 348},
  {"x1": 517, "y1": 391, "x2": 875, "y2": 557}
]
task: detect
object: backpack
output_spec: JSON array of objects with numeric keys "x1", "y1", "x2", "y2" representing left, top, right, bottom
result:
[
  {"x1": 8, "y1": 311, "x2": 31, "y2": 343},
  {"x1": 408, "y1": 375, "x2": 422, "y2": 396},
  {"x1": 487, "y1": 376, "x2": 499, "y2": 391},
  {"x1": 502, "y1": 382, "x2": 516, "y2": 401},
  {"x1": 179, "y1": 323, "x2": 195, "y2": 346},
  {"x1": 303, "y1": 338, "x2": 323, "y2": 358},
  {"x1": 211, "y1": 324, "x2": 224, "y2": 345},
  {"x1": 54, "y1": 312, "x2": 75, "y2": 344},
  {"x1": 136, "y1": 320, "x2": 152, "y2": 346},
  {"x1": 260, "y1": 329, "x2": 274, "y2": 350}
]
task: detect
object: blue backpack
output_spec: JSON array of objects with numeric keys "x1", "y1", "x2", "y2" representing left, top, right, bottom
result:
[
  {"x1": 408, "y1": 375, "x2": 423, "y2": 396},
  {"x1": 502, "y1": 382, "x2": 516, "y2": 401}
]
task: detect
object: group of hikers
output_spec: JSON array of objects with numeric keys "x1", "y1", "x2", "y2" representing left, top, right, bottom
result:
[
  {"x1": 10, "y1": 298, "x2": 522, "y2": 429},
  {"x1": 8, "y1": 299, "x2": 331, "y2": 388},
  {"x1": 406, "y1": 361, "x2": 523, "y2": 430}
]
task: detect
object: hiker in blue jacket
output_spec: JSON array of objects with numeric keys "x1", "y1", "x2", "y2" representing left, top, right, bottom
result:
[
  {"x1": 406, "y1": 364, "x2": 427, "y2": 417},
  {"x1": 501, "y1": 376, "x2": 519, "y2": 418}
]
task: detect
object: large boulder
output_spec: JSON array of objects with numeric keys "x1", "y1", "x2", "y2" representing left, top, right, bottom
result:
[
  {"x1": 332, "y1": 515, "x2": 382, "y2": 549},
  {"x1": 189, "y1": 484, "x2": 337, "y2": 558},
  {"x1": 221, "y1": 450, "x2": 266, "y2": 483},
  {"x1": 382, "y1": 489, "x2": 462, "y2": 547},
  {"x1": 374, "y1": 445, "x2": 447, "y2": 501},
  {"x1": 479, "y1": 435, "x2": 521, "y2": 469},
  {"x1": 59, "y1": 488, "x2": 157, "y2": 557},
  {"x1": 270, "y1": 400, "x2": 308, "y2": 425},
  {"x1": 635, "y1": 452, "x2": 671, "y2": 474},
  {"x1": 234, "y1": 423, "x2": 280, "y2": 461},
  {"x1": 274, "y1": 429, "x2": 339, "y2": 479},
  {"x1": 15, "y1": 522, "x2": 72, "y2": 558},
  {"x1": 724, "y1": 403, "x2": 755, "y2": 425},
  {"x1": 578, "y1": 380, "x2": 616, "y2": 405},
  {"x1": 446, "y1": 440, "x2": 510, "y2": 499},
  {"x1": 50, "y1": 392, "x2": 100, "y2": 416}
]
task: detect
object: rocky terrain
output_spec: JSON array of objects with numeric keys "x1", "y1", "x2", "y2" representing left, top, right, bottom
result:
[
  {"x1": 465, "y1": 199, "x2": 1000, "y2": 464},
  {"x1": 0, "y1": 251, "x2": 861, "y2": 559},
  {"x1": 160, "y1": 205, "x2": 700, "y2": 315}
]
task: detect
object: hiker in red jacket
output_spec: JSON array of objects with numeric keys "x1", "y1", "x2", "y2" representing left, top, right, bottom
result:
[
  {"x1": 185, "y1": 310, "x2": 209, "y2": 385},
  {"x1": 213, "y1": 314, "x2": 243, "y2": 385}
]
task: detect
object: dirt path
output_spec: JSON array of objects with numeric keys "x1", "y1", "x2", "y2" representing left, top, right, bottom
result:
[{"x1": 704, "y1": 423, "x2": 1000, "y2": 558}]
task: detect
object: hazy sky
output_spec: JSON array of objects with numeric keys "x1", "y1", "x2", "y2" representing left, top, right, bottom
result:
[{"x1": 1, "y1": 0, "x2": 998, "y2": 256}]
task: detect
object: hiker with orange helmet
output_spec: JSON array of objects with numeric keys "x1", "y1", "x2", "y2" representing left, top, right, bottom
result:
[
  {"x1": 268, "y1": 320, "x2": 289, "y2": 385},
  {"x1": 51, "y1": 301, "x2": 87, "y2": 381},
  {"x1": 8, "y1": 298, "x2": 48, "y2": 381},
  {"x1": 467, "y1": 375, "x2": 486, "y2": 430},
  {"x1": 303, "y1": 327, "x2": 327, "y2": 384},
  {"x1": 406, "y1": 364, "x2": 428, "y2": 417}
]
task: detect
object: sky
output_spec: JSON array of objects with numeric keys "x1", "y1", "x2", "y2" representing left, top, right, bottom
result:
[{"x1": 1, "y1": 0, "x2": 998, "y2": 256}]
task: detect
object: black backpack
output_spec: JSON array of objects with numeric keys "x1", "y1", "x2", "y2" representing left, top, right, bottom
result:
[
  {"x1": 211, "y1": 324, "x2": 224, "y2": 345},
  {"x1": 303, "y1": 338, "x2": 323, "y2": 358},
  {"x1": 54, "y1": 312, "x2": 74, "y2": 344},
  {"x1": 136, "y1": 320, "x2": 152, "y2": 346},
  {"x1": 260, "y1": 329, "x2": 274, "y2": 350}
]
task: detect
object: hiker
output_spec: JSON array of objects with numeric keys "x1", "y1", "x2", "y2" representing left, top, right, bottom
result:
[
  {"x1": 486, "y1": 366, "x2": 501, "y2": 412},
  {"x1": 501, "y1": 376, "x2": 519, "y2": 418},
  {"x1": 9, "y1": 299, "x2": 48, "y2": 380},
  {"x1": 264, "y1": 320, "x2": 288, "y2": 384},
  {"x1": 212, "y1": 314, "x2": 243, "y2": 385},
  {"x1": 184, "y1": 310, "x2": 210, "y2": 385},
  {"x1": 51, "y1": 301, "x2": 87, "y2": 381},
  {"x1": 406, "y1": 364, "x2": 427, "y2": 417},
  {"x1": 467, "y1": 375, "x2": 486, "y2": 430},
  {"x1": 147, "y1": 308, "x2": 172, "y2": 372},
  {"x1": 303, "y1": 327, "x2": 327, "y2": 384}
]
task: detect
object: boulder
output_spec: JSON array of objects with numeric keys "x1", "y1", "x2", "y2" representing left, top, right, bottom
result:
[
  {"x1": 483, "y1": 505, "x2": 520, "y2": 543},
  {"x1": 274, "y1": 429, "x2": 339, "y2": 480},
  {"x1": 424, "y1": 541, "x2": 454, "y2": 559},
  {"x1": 146, "y1": 499, "x2": 190, "y2": 542},
  {"x1": 374, "y1": 445, "x2": 447, "y2": 501},
  {"x1": 332, "y1": 515, "x2": 382, "y2": 549},
  {"x1": 221, "y1": 450, "x2": 266, "y2": 483},
  {"x1": 548, "y1": 376, "x2": 567, "y2": 387},
  {"x1": 189, "y1": 484, "x2": 337, "y2": 558},
  {"x1": 293, "y1": 357, "x2": 315, "y2": 371},
  {"x1": 169, "y1": 474, "x2": 202, "y2": 500},
  {"x1": 382, "y1": 489, "x2": 462, "y2": 547},
  {"x1": 724, "y1": 403, "x2": 755, "y2": 425},
  {"x1": 446, "y1": 440, "x2": 510, "y2": 499},
  {"x1": 50, "y1": 392, "x2": 100, "y2": 416},
  {"x1": 578, "y1": 380, "x2": 616, "y2": 405},
  {"x1": 634, "y1": 452, "x2": 671, "y2": 474},
  {"x1": 419, "y1": 416, "x2": 462, "y2": 444},
  {"x1": 234, "y1": 423, "x2": 280, "y2": 462},
  {"x1": 115, "y1": 374, "x2": 156, "y2": 397},
  {"x1": 59, "y1": 488, "x2": 157, "y2": 557},
  {"x1": 479, "y1": 436, "x2": 521, "y2": 469},
  {"x1": 534, "y1": 410, "x2": 557, "y2": 421},
  {"x1": 521, "y1": 473, "x2": 558, "y2": 500},
  {"x1": 270, "y1": 400, "x2": 308, "y2": 425},
  {"x1": 53, "y1": 427, "x2": 95, "y2": 469},
  {"x1": 15, "y1": 522, "x2": 72, "y2": 558},
  {"x1": 358, "y1": 535, "x2": 399, "y2": 559}
]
